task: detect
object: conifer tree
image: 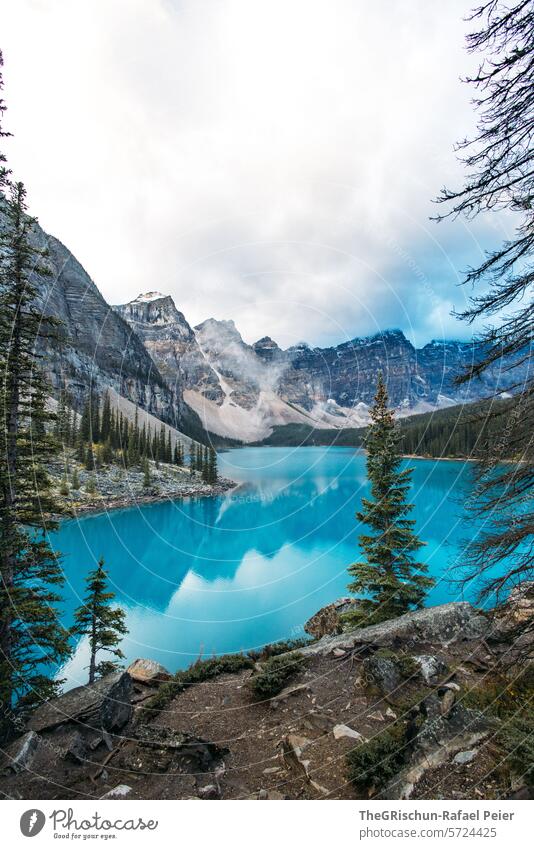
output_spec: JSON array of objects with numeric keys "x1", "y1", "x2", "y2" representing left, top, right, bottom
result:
[
  {"x1": 0, "y1": 177, "x2": 71, "y2": 731},
  {"x1": 139, "y1": 422, "x2": 147, "y2": 458},
  {"x1": 100, "y1": 390, "x2": 111, "y2": 443},
  {"x1": 79, "y1": 395, "x2": 91, "y2": 442},
  {"x1": 158, "y1": 423, "x2": 166, "y2": 463},
  {"x1": 166, "y1": 429, "x2": 172, "y2": 464},
  {"x1": 71, "y1": 558, "x2": 128, "y2": 684},
  {"x1": 71, "y1": 467, "x2": 80, "y2": 490},
  {"x1": 208, "y1": 446, "x2": 218, "y2": 484},
  {"x1": 346, "y1": 375, "x2": 434, "y2": 627},
  {"x1": 189, "y1": 442, "x2": 196, "y2": 475},
  {"x1": 90, "y1": 392, "x2": 100, "y2": 443},
  {"x1": 142, "y1": 456, "x2": 151, "y2": 489},
  {"x1": 85, "y1": 444, "x2": 95, "y2": 471},
  {"x1": 201, "y1": 446, "x2": 210, "y2": 483},
  {"x1": 54, "y1": 387, "x2": 71, "y2": 448}
]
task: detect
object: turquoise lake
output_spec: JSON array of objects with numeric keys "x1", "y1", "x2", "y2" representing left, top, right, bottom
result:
[{"x1": 49, "y1": 447, "x2": 485, "y2": 686}]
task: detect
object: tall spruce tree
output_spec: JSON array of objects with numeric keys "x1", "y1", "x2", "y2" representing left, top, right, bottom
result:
[
  {"x1": 208, "y1": 446, "x2": 218, "y2": 484},
  {"x1": 72, "y1": 558, "x2": 128, "y2": 684},
  {"x1": 0, "y1": 176, "x2": 71, "y2": 733},
  {"x1": 100, "y1": 390, "x2": 111, "y2": 443},
  {"x1": 346, "y1": 375, "x2": 434, "y2": 627}
]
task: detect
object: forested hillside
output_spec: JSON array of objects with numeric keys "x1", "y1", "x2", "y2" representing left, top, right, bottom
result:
[{"x1": 257, "y1": 398, "x2": 517, "y2": 459}]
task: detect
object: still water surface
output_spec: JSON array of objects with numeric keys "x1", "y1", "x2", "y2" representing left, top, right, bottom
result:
[{"x1": 49, "y1": 447, "x2": 485, "y2": 685}]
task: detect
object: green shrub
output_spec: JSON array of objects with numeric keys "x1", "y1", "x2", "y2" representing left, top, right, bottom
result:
[
  {"x1": 346, "y1": 723, "x2": 407, "y2": 793},
  {"x1": 248, "y1": 652, "x2": 305, "y2": 700},
  {"x1": 497, "y1": 713, "x2": 534, "y2": 783},
  {"x1": 373, "y1": 648, "x2": 420, "y2": 680}
]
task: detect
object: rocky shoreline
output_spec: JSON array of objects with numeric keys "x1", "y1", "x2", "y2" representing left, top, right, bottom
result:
[
  {"x1": 60, "y1": 478, "x2": 238, "y2": 519},
  {"x1": 48, "y1": 453, "x2": 238, "y2": 519}
]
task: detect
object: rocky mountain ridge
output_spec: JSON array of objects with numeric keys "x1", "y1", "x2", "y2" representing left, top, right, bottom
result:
[
  {"x1": 115, "y1": 291, "x2": 524, "y2": 442},
  {"x1": 11, "y1": 199, "x2": 523, "y2": 446}
]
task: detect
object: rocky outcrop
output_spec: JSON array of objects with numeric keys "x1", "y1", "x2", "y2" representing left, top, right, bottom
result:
[
  {"x1": 304, "y1": 597, "x2": 359, "y2": 638},
  {"x1": 114, "y1": 294, "x2": 224, "y2": 404},
  {"x1": 15, "y1": 217, "x2": 179, "y2": 421},
  {"x1": 27, "y1": 671, "x2": 133, "y2": 733},
  {"x1": 300, "y1": 602, "x2": 489, "y2": 656},
  {"x1": 386, "y1": 695, "x2": 491, "y2": 800},
  {"x1": 127, "y1": 658, "x2": 172, "y2": 686},
  {"x1": 116, "y1": 294, "x2": 528, "y2": 442}
]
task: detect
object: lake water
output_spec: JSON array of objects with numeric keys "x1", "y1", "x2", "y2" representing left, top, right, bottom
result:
[{"x1": 49, "y1": 447, "x2": 485, "y2": 686}]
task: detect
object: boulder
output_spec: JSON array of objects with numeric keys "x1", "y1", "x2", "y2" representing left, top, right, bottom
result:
[
  {"x1": 1, "y1": 730, "x2": 40, "y2": 773},
  {"x1": 64, "y1": 730, "x2": 89, "y2": 764},
  {"x1": 300, "y1": 602, "x2": 488, "y2": 657},
  {"x1": 304, "y1": 598, "x2": 359, "y2": 638},
  {"x1": 27, "y1": 672, "x2": 133, "y2": 733},
  {"x1": 413, "y1": 655, "x2": 448, "y2": 685},
  {"x1": 362, "y1": 654, "x2": 402, "y2": 695},
  {"x1": 127, "y1": 658, "x2": 171, "y2": 686},
  {"x1": 333, "y1": 724, "x2": 366, "y2": 742}
]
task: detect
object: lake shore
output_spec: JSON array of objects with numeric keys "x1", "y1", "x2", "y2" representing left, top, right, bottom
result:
[
  {"x1": 59, "y1": 477, "x2": 238, "y2": 519},
  {"x1": 48, "y1": 452, "x2": 238, "y2": 520}
]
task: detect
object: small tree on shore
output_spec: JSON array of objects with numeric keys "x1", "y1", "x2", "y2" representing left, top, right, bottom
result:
[
  {"x1": 346, "y1": 374, "x2": 434, "y2": 627},
  {"x1": 72, "y1": 558, "x2": 128, "y2": 684},
  {"x1": 142, "y1": 456, "x2": 151, "y2": 489}
]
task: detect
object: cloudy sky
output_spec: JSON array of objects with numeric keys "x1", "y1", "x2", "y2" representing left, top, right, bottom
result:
[{"x1": 1, "y1": 0, "x2": 513, "y2": 348}]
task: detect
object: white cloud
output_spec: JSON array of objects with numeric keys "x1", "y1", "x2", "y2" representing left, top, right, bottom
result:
[{"x1": 1, "y1": 0, "x2": 513, "y2": 348}]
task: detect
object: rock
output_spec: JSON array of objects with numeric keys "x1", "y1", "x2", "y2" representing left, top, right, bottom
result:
[
  {"x1": 304, "y1": 598, "x2": 359, "y2": 638},
  {"x1": 440, "y1": 690, "x2": 456, "y2": 716},
  {"x1": 266, "y1": 790, "x2": 285, "y2": 800},
  {"x1": 64, "y1": 730, "x2": 89, "y2": 764},
  {"x1": 100, "y1": 784, "x2": 132, "y2": 799},
  {"x1": 385, "y1": 707, "x2": 397, "y2": 720},
  {"x1": 279, "y1": 734, "x2": 312, "y2": 778},
  {"x1": 362, "y1": 655, "x2": 401, "y2": 695},
  {"x1": 367, "y1": 711, "x2": 385, "y2": 722},
  {"x1": 263, "y1": 766, "x2": 281, "y2": 775},
  {"x1": 127, "y1": 658, "x2": 171, "y2": 686},
  {"x1": 332, "y1": 648, "x2": 346, "y2": 658},
  {"x1": 414, "y1": 655, "x2": 448, "y2": 685},
  {"x1": 135, "y1": 725, "x2": 227, "y2": 769},
  {"x1": 27, "y1": 672, "x2": 133, "y2": 733},
  {"x1": 442, "y1": 681, "x2": 461, "y2": 692},
  {"x1": 258, "y1": 789, "x2": 268, "y2": 800},
  {"x1": 1, "y1": 731, "x2": 40, "y2": 773},
  {"x1": 453, "y1": 749, "x2": 477, "y2": 765},
  {"x1": 300, "y1": 603, "x2": 489, "y2": 658},
  {"x1": 333, "y1": 724, "x2": 366, "y2": 742},
  {"x1": 197, "y1": 783, "x2": 219, "y2": 800},
  {"x1": 302, "y1": 712, "x2": 335, "y2": 733},
  {"x1": 387, "y1": 705, "x2": 491, "y2": 799},
  {"x1": 269, "y1": 681, "x2": 311, "y2": 708}
]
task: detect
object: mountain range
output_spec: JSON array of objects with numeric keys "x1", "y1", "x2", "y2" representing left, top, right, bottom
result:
[{"x1": 22, "y1": 215, "x2": 522, "y2": 444}]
